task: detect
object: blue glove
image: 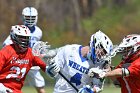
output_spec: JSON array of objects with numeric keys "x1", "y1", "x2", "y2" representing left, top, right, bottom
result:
[{"x1": 78, "y1": 85, "x2": 94, "y2": 93}]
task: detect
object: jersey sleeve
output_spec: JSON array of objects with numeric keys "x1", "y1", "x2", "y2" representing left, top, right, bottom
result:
[
  {"x1": 53, "y1": 45, "x2": 67, "y2": 68},
  {"x1": 38, "y1": 29, "x2": 42, "y2": 40},
  {"x1": 3, "y1": 35, "x2": 13, "y2": 47},
  {"x1": 33, "y1": 56, "x2": 47, "y2": 72},
  {"x1": 29, "y1": 26, "x2": 42, "y2": 47},
  {"x1": 36, "y1": 26, "x2": 42, "y2": 40},
  {"x1": 0, "y1": 50, "x2": 6, "y2": 71},
  {"x1": 128, "y1": 58, "x2": 140, "y2": 78}
]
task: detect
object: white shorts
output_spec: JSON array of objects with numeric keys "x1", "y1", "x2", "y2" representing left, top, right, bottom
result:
[{"x1": 27, "y1": 68, "x2": 45, "y2": 87}]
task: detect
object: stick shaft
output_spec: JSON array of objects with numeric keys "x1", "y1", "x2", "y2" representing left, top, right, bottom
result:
[{"x1": 58, "y1": 71, "x2": 79, "y2": 92}]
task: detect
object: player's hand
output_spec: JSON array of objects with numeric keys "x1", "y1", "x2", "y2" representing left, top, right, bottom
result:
[
  {"x1": 46, "y1": 59, "x2": 60, "y2": 77},
  {"x1": 88, "y1": 67, "x2": 106, "y2": 78},
  {"x1": 0, "y1": 83, "x2": 13, "y2": 93},
  {"x1": 78, "y1": 85, "x2": 94, "y2": 93}
]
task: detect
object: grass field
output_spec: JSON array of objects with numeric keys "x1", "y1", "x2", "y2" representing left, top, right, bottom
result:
[{"x1": 22, "y1": 85, "x2": 121, "y2": 93}]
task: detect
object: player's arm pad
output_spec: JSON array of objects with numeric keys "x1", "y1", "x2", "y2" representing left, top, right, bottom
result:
[{"x1": 122, "y1": 68, "x2": 130, "y2": 77}]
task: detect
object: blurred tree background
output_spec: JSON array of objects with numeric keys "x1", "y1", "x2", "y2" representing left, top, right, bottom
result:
[
  {"x1": 0, "y1": 0, "x2": 140, "y2": 47},
  {"x1": 0, "y1": 0, "x2": 140, "y2": 88}
]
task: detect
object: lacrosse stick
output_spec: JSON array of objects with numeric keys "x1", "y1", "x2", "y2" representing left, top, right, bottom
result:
[
  {"x1": 110, "y1": 45, "x2": 122, "y2": 57},
  {"x1": 58, "y1": 72, "x2": 78, "y2": 92},
  {"x1": 32, "y1": 41, "x2": 57, "y2": 60},
  {"x1": 32, "y1": 41, "x2": 79, "y2": 92},
  {"x1": 32, "y1": 41, "x2": 50, "y2": 56}
]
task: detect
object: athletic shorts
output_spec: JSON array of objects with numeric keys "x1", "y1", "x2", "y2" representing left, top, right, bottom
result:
[{"x1": 27, "y1": 68, "x2": 45, "y2": 87}]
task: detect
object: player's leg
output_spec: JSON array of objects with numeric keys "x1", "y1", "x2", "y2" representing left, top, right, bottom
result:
[
  {"x1": 27, "y1": 67, "x2": 46, "y2": 93},
  {"x1": 36, "y1": 86, "x2": 46, "y2": 93}
]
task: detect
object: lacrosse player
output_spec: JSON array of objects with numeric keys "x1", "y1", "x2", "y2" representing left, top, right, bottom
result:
[
  {"x1": 44, "y1": 30, "x2": 113, "y2": 93},
  {"x1": 88, "y1": 34, "x2": 140, "y2": 93},
  {"x1": 3, "y1": 7, "x2": 46, "y2": 93},
  {"x1": 0, "y1": 25, "x2": 57, "y2": 93}
]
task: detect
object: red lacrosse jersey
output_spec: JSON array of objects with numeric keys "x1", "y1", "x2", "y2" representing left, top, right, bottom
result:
[
  {"x1": 0, "y1": 44, "x2": 46, "y2": 93},
  {"x1": 116, "y1": 53, "x2": 140, "y2": 93}
]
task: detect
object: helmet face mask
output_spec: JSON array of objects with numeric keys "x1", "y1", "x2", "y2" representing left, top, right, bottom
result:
[
  {"x1": 10, "y1": 25, "x2": 31, "y2": 53},
  {"x1": 119, "y1": 47, "x2": 132, "y2": 58},
  {"x1": 95, "y1": 43, "x2": 107, "y2": 60},
  {"x1": 16, "y1": 35, "x2": 30, "y2": 47},
  {"x1": 22, "y1": 7, "x2": 38, "y2": 27},
  {"x1": 24, "y1": 16, "x2": 37, "y2": 27}
]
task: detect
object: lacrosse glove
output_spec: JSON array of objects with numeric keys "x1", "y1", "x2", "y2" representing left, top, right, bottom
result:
[
  {"x1": 88, "y1": 67, "x2": 106, "y2": 78},
  {"x1": 46, "y1": 59, "x2": 60, "y2": 77}
]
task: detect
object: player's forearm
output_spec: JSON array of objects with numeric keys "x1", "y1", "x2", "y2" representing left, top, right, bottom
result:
[{"x1": 105, "y1": 68, "x2": 122, "y2": 78}]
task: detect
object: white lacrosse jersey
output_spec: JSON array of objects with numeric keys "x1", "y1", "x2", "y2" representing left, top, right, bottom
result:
[
  {"x1": 3, "y1": 26, "x2": 42, "y2": 70},
  {"x1": 53, "y1": 44, "x2": 95, "y2": 93}
]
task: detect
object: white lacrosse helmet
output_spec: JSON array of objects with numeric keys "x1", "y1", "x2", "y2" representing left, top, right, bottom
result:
[
  {"x1": 10, "y1": 25, "x2": 31, "y2": 52},
  {"x1": 87, "y1": 30, "x2": 113, "y2": 62},
  {"x1": 118, "y1": 34, "x2": 140, "y2": 57},
  {"x1": 22, "y1": 7, "x2": 38, "y2": 27}
]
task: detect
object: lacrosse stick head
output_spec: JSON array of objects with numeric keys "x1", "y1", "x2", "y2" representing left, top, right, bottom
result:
[
  {"x1": 110, "y1": 45, "x2": 120, "y2": 57},
  {"x1": 32, "y1": 41, "x2": 51, "y2": 57},
  {"x1": 32, "y1": 41, "x2": 58, "y2": 64}
]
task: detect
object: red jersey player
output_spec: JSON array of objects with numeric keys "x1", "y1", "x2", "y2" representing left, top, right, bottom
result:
[
  {"x1": 88, "y1": 34, "x2": 140, "y2": 93},
  {"x1": 0, "y1": 25, "x2": 59, "y2": 93}
]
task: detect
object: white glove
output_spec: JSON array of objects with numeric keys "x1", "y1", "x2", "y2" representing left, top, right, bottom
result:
[
  {"x1": 78, "y1": 85, "x2": 94, "y2": 93},
  {"x1": 88, "y1": 67, "x2": 106, "y2": 78},
  {"x1": 46, "y1": 59, "x2": 60, "y2": 77},
  {"x1": 0, "y1": 83, "x2": 13, "y2": 93},
  {"x1": 93, "y1": 85, "x2": 102, "y2": 93}
]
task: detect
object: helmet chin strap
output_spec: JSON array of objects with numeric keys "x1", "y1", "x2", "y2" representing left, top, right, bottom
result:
[
  {"x1": 86, "y1": 51, "x2": 92, "y2": 60},
  {"x1": 86, "y1": 51, "x2": 96, "y2": 64}
]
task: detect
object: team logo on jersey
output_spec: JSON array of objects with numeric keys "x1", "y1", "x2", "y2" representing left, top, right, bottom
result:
[
  {"x1": 69, "y1": 60, "x2": 89, "y2": 74},
  {"x1": 10, "y1": 57, "x2": 29, "y2": 65}
]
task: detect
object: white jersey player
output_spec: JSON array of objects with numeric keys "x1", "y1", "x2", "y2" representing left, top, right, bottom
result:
[
  {"x1": 45, "y1": 31, "x2": 113, "y2": 93},
  {"x1": 3, "y1": 7, "x2": 45, "y2": 93}
]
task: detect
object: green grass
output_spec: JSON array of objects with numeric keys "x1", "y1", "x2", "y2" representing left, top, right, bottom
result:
[
  {"x1": 102, "y1": 86, "x2": 121, "y2": 93},
  {"x1": 22, "y1": 86, "x2": 54, "y2": 93},
  {"x1": 22, "y1": 85, "x2": 121, "y2": 93}
]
